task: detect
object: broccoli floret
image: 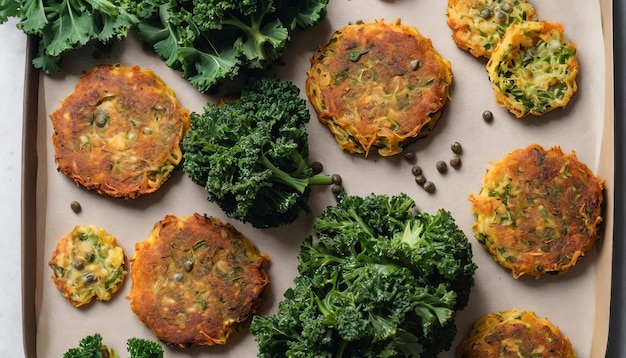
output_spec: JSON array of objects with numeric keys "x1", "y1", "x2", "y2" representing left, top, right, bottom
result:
[
  {"x1": 126, "y1": 337, "x2": 164, "y2": 358},
  {"x1": 182, "y1": 76, "x2": 336, "y2": 228},
  {"x1": 62, "y1": 333, "x2": 119, "y2": 358},
  {"x1": 250, "y1": 192, "x2": 477, "y2": 357},
  {"x1": 136, "y1": 0, "x2": 328, "y2": 92}
]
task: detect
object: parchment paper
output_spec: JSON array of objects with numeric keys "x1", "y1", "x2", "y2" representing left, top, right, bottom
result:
[{"x1": 32, "y1": 0, "x2": 612, "y2": 356}]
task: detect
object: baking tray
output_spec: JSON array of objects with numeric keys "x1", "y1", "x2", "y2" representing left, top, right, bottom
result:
[{"x1": 21, "y1": 0, "x2": 614, "y2": 356}]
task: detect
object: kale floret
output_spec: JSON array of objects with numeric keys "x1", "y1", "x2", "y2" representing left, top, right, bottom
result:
[
  {"x1": 182, "y1": 76, "x2": 336, "y2": 228},
  {"x1": 250, "y1": 192, "x2": 478, "y2": 357},
  {"x1": 63, "y1": 334, "x2": 163, "y2": 358}
]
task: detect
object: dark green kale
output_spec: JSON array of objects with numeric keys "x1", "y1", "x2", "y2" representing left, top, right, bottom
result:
[
  {"x1": 182, "y1": 76, "x2": 336, "y2": 229},
  {"x1": 0, "y1": 0, "x2": 138, "y2": 74},
  {"x1": 250, "y1": 192, "x2": 477, "y2": 357},
  {"x1": 135, "y1": 0, "x2": 329, "y2": 92},
  {"x1": 63, "y1": 333, "x2": 164, "y2": 358}
]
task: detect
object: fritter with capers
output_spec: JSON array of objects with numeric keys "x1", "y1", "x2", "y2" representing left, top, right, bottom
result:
[
  {"x1": 468, "y1": 144, "x2": 604, "y2": 279},
  {"x1": 128, "y1": 214, "x2": 270, "y2": 348},
  {"x1": 49, "y1": 225, "x2": 126, "y2": 307},
  {"x1": 456, "y1": 309, "x2": 575, "y2": 358},
  {"x1": 306, "y1": 19, "x2": 453, "y2": 157},
  {"x1": 486, "y1": 20, "x2": 579, "y2": 118},
  {"x1": 446, "y1": 0, "x2": 537, "y2": 58},
  {"x1": 50, "y1": 64, "x2": 191, "y2": 199}
]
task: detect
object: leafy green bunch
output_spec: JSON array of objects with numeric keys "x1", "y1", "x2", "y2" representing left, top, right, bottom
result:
[
  {"x1": 250, "y1": 192, "x2": 478, "y2": 357},
  {"x1": 135, "y1": 0, "x2": 329, "y2": 92},
  {"x1": 63, "y1": 333, "x2": 163, "y2": 358},
  {"x1": 0, "y1": 0, "x2": 138, "y2": 73},
  {"x1": 182, "y1": 76, "x2": 336, "y2": 229}
]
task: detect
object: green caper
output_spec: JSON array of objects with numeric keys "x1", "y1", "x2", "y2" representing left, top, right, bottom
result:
[
  {"x1": 410, "y1": 59, "x2": 421, "y2": 71},
  {"x1": 331, "y1": 174, "x2": 343, "y2": 185},
  {"x1": 72, "y1": 259, "x2": 85, "y2": 270},
  {"x1": 479, "y1": 8, "x2": 492, "y2": 19},
  {"x1": 403, "y1": 151, "x2": 416, "y2": 163},
  {"x1": 85, "y1": 251, "x2": 95, "y2": 262},
  {"x1": 415, "y1": 174, "x2": 426, "y2": 186},
  {"x1": 496, "y1": 11, "x2": 507, "y2": 23},
  {"x1": 93, "y1": 110, "x2": 109, "y2": 128},
  {"x1": 183, "y1": 260, "x2": 194, "y2": 272},
  {"x1": 311, "y1": 161, "x2": 323, "y2": 175},
  {"x1": 450, "y1": 156, "x2": 462, "y2": 169},
  {"x1": 423, "y1": 181, "x2": 436, "y2": 193},
  {"x1": 411, "y1": 165, "x2": 422, "y2": 176},
  {"x1": 70, "y1": 201, "x2": 81, "y2": 213},
  {"x1": 451, "y1": 142, "x2": 462, "y2": 154},
  {"x1": 331, "y1": 184, "x2": 343, "y2": 196},
  {"x1": 482, "y1": 110, "x2": 493, "y2": 122},
  {"x1": 81, "y1": 273, "x2": 98, "y2": 285},
  {"x1": 436, "y1": 161, "x2": 448, "y2": 173},
  {"x1": 501, "y1": 3, "x2": 512, "y2": 13}
]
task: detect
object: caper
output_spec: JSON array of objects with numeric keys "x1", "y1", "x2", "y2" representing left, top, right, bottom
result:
[
  {"x1": 72, "y1": 259, "x2": 85, "y2": 270},
  {"x1": 403, "y1": 151, "x2": 416, "y2": 163},
  {"x1": 85, "y1": 251, "x2": 95, "y2": 262},
  {"x1": 81, "y1": 273, "x2": 98, "y2": 285},
  {"x1": 331, "y1": 184, "x2": 343, "y2": 196},
  {"x1": 183, "y1": 260, "x2": 194, "y2": 272},
  {"x1": 415, "y1": 174, "x2": 426, "y2": 186},
  {"x1": 451, "y1": 142, "x2": 462, "y2": 154},
  {"x1": 496, "y1": 11, "x2": 507, "y2": 23},
  {"x1": 450, "y1": 156, "x2": 462, "y2": 169},
  {"x1": 93, "y1": 110, "x2": 109, "y2": 128},
  {"x1": 173, "y1": 273, "x2": 183, "y2": 282},
  {"x1": 331, "y1": 174, "x2": 343, "y2": 185},
  {"x1": 411, "y1": 165, "x2": 422, "y2": 176},
  {"x1": 70, "y1": 201, "x2": 81, "y2": 213},
  {"x1": 410, "y1": 59, "x2": 421, "y2": 71},
  {"x1": 501, "y1": 3, "x2": 512, "y2": 13},
  {"x1": 482, "y1": 110, "x2": 493, "y2": 122},
  {"x1": 423, "y1": 181, "x2": 436, "y2": 193},
  {"x1": 311, "y1": 161, "x2": 323, "y2": 175},
  {"x1": 436, "y1": 161, "x2": 448, "y2": 173},
  {"x1": 479, "y1": 8, "x2": 492, "y2": 19}
]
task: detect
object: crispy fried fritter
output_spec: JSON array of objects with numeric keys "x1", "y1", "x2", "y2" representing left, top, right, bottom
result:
[
  {"x1": 50, "y1": 64, "x2": 191, "y2": 199},
  {"x1": 456, "y1": 309, "x2": 576, "y2": 358},
  {"x1": 49, "y1": 225, "x2": 126, "y2": 307},
  {"x1": 128, "y1": 214, "x2": 270, "y2": 348},
  {"x1": 468, "y1": 144, "x2": 603, "y2": 279},
  {"x1": 446, "y1": 0, "x2": 537, "y2": 58},
  {"x1": 306, "y1": 19, "x2": 452, "y2": 156},
  {"x1": 486, "y1": 20, "x2": 579, "y2": 118}
]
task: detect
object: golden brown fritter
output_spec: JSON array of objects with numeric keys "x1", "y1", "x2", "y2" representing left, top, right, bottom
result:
[
  {"x1": 128, "y1": 214, "x2": 270, "y2": 348},
  {"x1": 456, "y1": 309, "x2": 576, "y2": 358},
  {"x1": 49, "y1": 225, "x2": 126, "y2": 307},
  {"x1": 50, "y1": 64, "x2": 191, "y2": 199},
  {"x1": 306, "y1": 19, "x2": 453, "y2": 157},
  {"x1": 446, "y1": 0, "x2": 538, "y2": 58},
  {"x1": 468, "y1": 144, "x2": 604, "y2": 279},
  {"x1": 486, "y1": 20, "x2": 579, "y2": 118}
]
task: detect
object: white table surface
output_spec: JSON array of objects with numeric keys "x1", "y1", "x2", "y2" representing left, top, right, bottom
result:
[{"x1": 0, "y1": 19, "x2": 27, "y2": 357}]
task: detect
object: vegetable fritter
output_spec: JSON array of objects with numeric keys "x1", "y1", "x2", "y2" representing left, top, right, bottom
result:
[
  {"x1": 128, "y1": 214, "x2": 270, "y2": 348},
  {"x1": 469, "y1": 144, "x2": 604, "y2": 279},
  {"x1": 50, "y1": 64, "x2": 191, "y2": 199},
  {"x1": 306, "y1": 19, "x2": 453, "y2": 156},
  {"x1": 49, "y1": 225, "x2": 126, "y2": 307},
  {"x1": 456, "y1": 309, "x2": 575, "y2": 358}
]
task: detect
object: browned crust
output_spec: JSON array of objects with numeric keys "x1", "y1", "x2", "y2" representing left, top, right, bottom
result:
[
  {"x1": 128, "y1": 214, "x2": 270, "y2": 348},
  {"x1": 50, "y1": 64, "x2": 191, "y2": 199},
  {"x1": 468, "y1": 144, "x2": 604, "y2": 279},
  {"x1": 456, "y1": 309, "x2": 575, "y2": 357},
  {"x1": 305, "y1": 19, "x2": 452, "y2": 156}
]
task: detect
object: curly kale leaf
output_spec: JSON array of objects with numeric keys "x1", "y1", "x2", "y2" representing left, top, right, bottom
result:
[
  {"x1": 251, "y1": 193, "x2": 477, "y2": 357},
  {"x1": 182, "y1": 76, "x2": 334, "y2": 228}
]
